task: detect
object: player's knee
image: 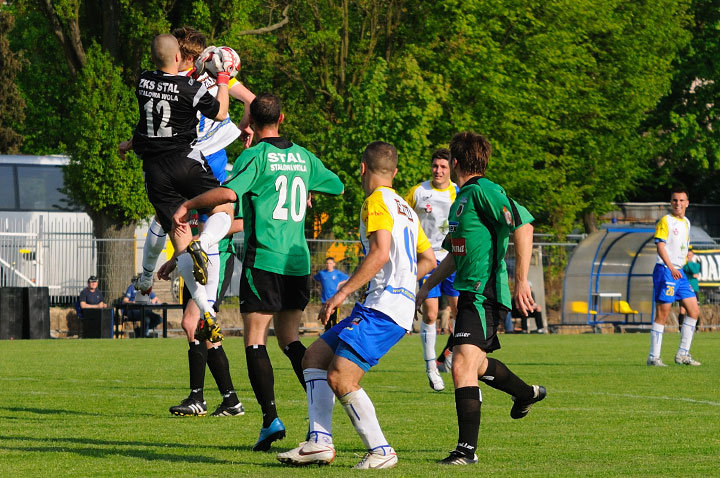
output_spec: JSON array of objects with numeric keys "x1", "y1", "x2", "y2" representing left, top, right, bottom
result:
[{"x1": 326, "y1": 368, "x2": 343, "y2": 395}]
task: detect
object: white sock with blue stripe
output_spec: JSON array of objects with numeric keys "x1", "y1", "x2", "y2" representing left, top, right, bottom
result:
[
  {"x1": 142, "y1": 218, "x2": 166, "y2": 274},
  {"x1": 421, "y1": 321, "x2": 437, "y2": 370},
  {"x1": 199, "y1": 212, "x2": 230, "y2": 250},
  {"x1": 178, "y1": 253, "x2": 213, "y2": 316},
  {"x1": 649, "y1": 322, "x2": 664, "y2": 359},
  {"x1": 677, "y1": 317, "x2": 697, "y2": 356},
  {"x1": 339, "y1": 388, "x2": 389, "y2": 452},
  {"x1": 304, "y1": 368, "x2": 334, "y2": 444}
]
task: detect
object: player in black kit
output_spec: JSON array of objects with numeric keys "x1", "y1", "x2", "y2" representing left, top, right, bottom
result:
[{"x1": 120, "y1": 34, "x2": 235, "y2": 337}]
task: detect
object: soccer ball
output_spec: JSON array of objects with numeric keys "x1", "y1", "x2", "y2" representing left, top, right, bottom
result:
[{"x1": 202, "y1": 46, "x2": 241, "y2": 79}]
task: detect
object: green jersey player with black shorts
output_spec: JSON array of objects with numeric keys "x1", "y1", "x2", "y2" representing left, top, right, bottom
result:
[
  {"x1": 176, "y1": 93, "x2": 344, "y2": 452},
  {"x1": 417, "y1": 131, "x2": 546, "y2": 465}
]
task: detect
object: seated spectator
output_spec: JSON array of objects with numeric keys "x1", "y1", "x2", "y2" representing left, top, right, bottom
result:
[
  {"x1": 80, "y1": 275, "x2": 106, "y2": 309},
  {"x1": 124, "y1": 275, "x2": 163, "y2": 337}
]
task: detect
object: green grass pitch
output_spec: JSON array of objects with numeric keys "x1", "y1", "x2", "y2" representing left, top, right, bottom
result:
[{"x1": 0, "y1": 332, "x2": 718, "y2": 476}]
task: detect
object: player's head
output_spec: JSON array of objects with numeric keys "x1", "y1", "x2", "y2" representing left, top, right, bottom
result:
[
  {"x1": 449, "y1": 131, "x2": 492, "y2": 177},
  {"x1": 250, "y1": 93, "x2": 284, "y2": 128},
  {"x1": 172, "y1": 26, "x2": 206, "y2": 64},
  {"x1": 325, "y1": 257, "x2": 336, "y2": 270},
  {"x1": 670, "y1": 186, "x2": 689, "y2": 217},
  {"x1": 361, "y1": 141, "x2": 398, "y2": 194},
  {"x1": 431, "y1": 148, "x2": 451, "y2": 188},
  {"x1": 151, "y1": 34, "x2": 181, "y2": 69},
  {"x1": 687, "y1": 246, "x2": 694, "y2": 260}
]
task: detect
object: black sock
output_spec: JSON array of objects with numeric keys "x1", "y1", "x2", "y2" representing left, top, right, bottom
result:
[
  {"x1": 207, "y1": 345, "x2": 238, "y2": 405},
  {"x1": 438, "y1": 334, "x2": 455, "y2": 362},
  {"x1": 455, "y1": 386, "x2": 481, "y2": 458},
  {"x1": 480, "y1": 357, "x2": 533, "y2": 400},
  {"x1": 283, "y1": 340, "x2": 307, "y2": 390},
  {"x1": 246, "y1": 345, "x2": 277, "y2": 427},
  {"x1": 534, "y1": 312, "x2": 544, "y2": 330},
  {"x1": 188, "y1": 341, "x2": 207, "y2": 401}
]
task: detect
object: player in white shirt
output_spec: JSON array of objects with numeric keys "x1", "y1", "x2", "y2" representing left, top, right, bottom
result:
[
  {"x1": 277, "y1": 141, "x2": 436, "y2": 469},
  {"x1": 648, "y1": 187, "x2": 701, "y2": 366},
  {"x1": 406, "y1": 148, "x2": 459, "y2": 391}
]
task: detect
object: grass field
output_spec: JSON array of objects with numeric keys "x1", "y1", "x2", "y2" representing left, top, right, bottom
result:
[{"x1": 0, "y1": 332, "x2": 718, "y2": 477}]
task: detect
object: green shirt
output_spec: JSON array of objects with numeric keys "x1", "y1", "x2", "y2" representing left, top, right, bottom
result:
[
  {"x1": 223, "y1": 137, "x2": 344, "y2": 276},
  {"x1": 444, "y1": 176, "x2": 534, "y2": 308},
  {"x1": 682, "y1": 260, "x2": 701, "y2": 294}
]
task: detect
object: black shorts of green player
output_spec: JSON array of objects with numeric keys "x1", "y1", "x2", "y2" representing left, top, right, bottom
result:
[
  {"x1": 144, "y1": 154, "x2": 220, "y2": 233},
  {"x1": 240, "y1": 267, "x2": 310, "y2": 313},
  {"x1": 453, "y1": 291, "x2": 510, "y2": 352}
]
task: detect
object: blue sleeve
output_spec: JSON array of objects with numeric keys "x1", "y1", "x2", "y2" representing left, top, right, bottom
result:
[
  {"x1": 313, "y1": 272, "x2": 321, "y2": 282},
  {"x1": 150, "y1": 291, "x2": 157, "y2": 299},
  {"x1": 125, "y1": 286, "x2": 134, "y2": 298},
  {"x1": 339, "y1": 271, "x2": 349, "y2": 281}
]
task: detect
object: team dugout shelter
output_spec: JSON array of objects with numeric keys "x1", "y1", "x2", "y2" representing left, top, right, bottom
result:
[{"x1": 562, "y1": 224, "x2": 717, "y2": 328}]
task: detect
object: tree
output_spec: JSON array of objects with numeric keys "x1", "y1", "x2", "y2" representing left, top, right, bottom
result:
[
  {"x1": 64, "y1": 44, "x2": 153, "y2": 300},
  {"x1": 641, "y1": 0, "x2": 720, "y2": 202},
  {"x1": 0, "y1": 9, "x2": 26, "y2": 153}
]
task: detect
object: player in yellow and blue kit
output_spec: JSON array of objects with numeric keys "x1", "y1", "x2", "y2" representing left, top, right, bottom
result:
[
  {"x1": 648, "y1": 187, "x2": 701, "y2": 367},
  {"x1": 277, "y1": 142, "x2": 436, "y2": 469}
]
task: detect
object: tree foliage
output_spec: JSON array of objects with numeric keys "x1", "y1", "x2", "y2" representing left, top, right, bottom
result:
[
  {"x1": 3, "y1": 0, "x2": 702, "y2": 245},
  {"x1": 642, "y1": 0, "x2": 720, "y2": 202},
  {"x1": 0, "y1": 9, "x2": 26, "y2": 153}
]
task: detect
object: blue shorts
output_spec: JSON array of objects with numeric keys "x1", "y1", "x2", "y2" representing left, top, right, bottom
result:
[
  {"x1": 419, "y1": 260, "x2": 459, "y2": 299},
  {"x1": 320, "y1": 303, "x2": 406, "y2": 372},
  {"x1": 205, "y1": 149, "x2": 228, "y2": 183},
  {"x1": 653, "y1": 264, "x2": 696, "y2": 303}
]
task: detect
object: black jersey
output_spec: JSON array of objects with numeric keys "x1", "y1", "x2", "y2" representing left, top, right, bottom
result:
[{"x1": 132, "y1": 70, "x2": 220, "y2": 162}]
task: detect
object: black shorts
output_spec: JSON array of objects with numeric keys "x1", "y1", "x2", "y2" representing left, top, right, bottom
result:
[
  {"x1": 144, "y1": 154, "x2": 220, "y2": 233},
  {"x1": 240, "y1": 266, "x2": 310, "y2": 313},
  {"x1": 453, "y1": 291, "x2": 509, "y2": 353}
]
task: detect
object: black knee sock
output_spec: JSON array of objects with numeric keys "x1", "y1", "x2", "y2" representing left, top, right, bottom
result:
[
  {"x1": 188, "y1": 341, "x2": 208, "y2": 400},
  {"x1": 438, "y1": 334, "x2": 455, "y2": 362},
  {"x1": 245, "y1": 345, "x2": 277, "y2": 427},
  {"x1": 455, "y1": 386, "x2": 481, "y2": 458},
  {"x1": 534, "y1": 312, "x2": 544, "y2": 330},
  {"x1": 207, "y1": 345, "x2": 239, "y2": 405},
  {"x1": 283, "y1": 340, "x2": 307, "y2": 390},
  {"x1": 480, "y1": 357, "x2": 533, "y2": 400}
]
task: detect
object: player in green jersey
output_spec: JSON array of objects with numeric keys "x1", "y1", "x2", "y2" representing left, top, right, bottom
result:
[
  {"x1": 417, "y1": 131, "x2": 546, "y2": 465},
  {"x1": 173, "y1": 93, "x2": 344, "y2": 451}
]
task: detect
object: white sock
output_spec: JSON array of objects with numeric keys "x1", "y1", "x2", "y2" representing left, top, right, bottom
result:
[
  {"x1": 199, "y1": 212, "x2": 231, "y2": 250},
  {"x1": 304, "y1": 368, "x2": 335, "y2": 444},
  {"x1": 339, "y1": 388, "x2": 389, "y2": 452},
  {"x1": 177, "y1": 253, "x2": 214, "y2": 316},
  {"x1": 420, "y1": 321, "x2": 437, "y2": 365},
  {"x1": 677, "y1": 317, "x2": 697, "y2": 356},
  {"x1": 204, "y1": 243, "x2": 221, "y2": 309},
  {"x1": 649, "y1": 322, "x2": 664, "y2": 359},
  {"x1": 142, "y1": 219, "x2": 166, "y2": 275}
]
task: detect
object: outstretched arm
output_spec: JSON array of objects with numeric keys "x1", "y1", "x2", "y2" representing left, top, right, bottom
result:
[
  {"x1": 230, "y1": 83, "x2": 256, "y2": 148},
  {"x1": 173, "y1": 187, "x2": 238, "y2": 229},
  {"x1": 318, "y1": 229, "x2": 391, "y2": 324},
  {"x1": 513, "y1": 222, "x2": 534, "y2": 316}
]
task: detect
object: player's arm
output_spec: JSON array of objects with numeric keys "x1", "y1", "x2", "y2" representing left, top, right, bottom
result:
[
  {"x1": 656, "y1": 241, "x2": 682, "y2": 279},
  {"x1": 513, "y1": 222, "x2": 534, "y2": 316},
  {"x1": 118, "y1": 138, "x2": 133, "y2": 160},
  {"x1": 230, "y1": 82, "x2": 256, "y2": 148},
  {"x1": 319, "y1": 229, "x2": 391, "y2": 324},
  {"x1": 173, "y1": 187, "x2": 237, "y2": 228},
  {"x1": 416, "y1": 254, "x2": 456, "y2": 307},
  {"x1": 417, "y1": 246, "x2": 437, "y2": 281}
]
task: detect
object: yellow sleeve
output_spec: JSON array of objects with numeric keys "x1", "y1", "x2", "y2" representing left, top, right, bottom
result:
[
  {"x1": 655, "y1": 216, "x2": 669, "y2": 242},
  {"x1": 416, "y1": 223, "x2": 432, "y2": 254},
  {"x1": 405, "y1": 184, "x2": 420, "y2": 209},
  {"x1": 362, "y1": 190, "x2": 394, "y2": 237}
]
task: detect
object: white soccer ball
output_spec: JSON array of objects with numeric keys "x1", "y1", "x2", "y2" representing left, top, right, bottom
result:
[{"x1": 204, "y1": 46, "x2": 241, "y2": 79}]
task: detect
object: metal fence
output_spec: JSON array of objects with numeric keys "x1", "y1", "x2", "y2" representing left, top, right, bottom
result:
[{"x1": 3, "y1": 228, "x2": 719, "y2": 309}]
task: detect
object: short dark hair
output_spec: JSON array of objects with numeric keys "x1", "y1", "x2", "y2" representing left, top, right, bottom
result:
[
  {"x1": 172, "y1": 26, "x2": 206, "y2": 62},
  {"x1": 362, "y1": 141, "x2": 398, "y2": 177},
  {"x1": 250, "y1": 93, "x2": 282, "y2": 127},
  {"x1": 449, "y1": 131, "x2": 492, "y2": 176},
  {"x1": 670, "y1": 186, "x2": 689, "y2": 200},
  {"x1": 431, "y1": 148, "x2": 450, "y2": 162}
]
